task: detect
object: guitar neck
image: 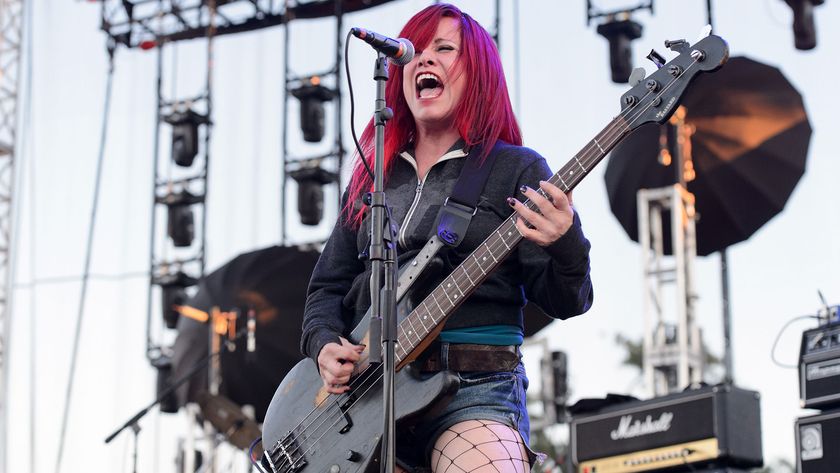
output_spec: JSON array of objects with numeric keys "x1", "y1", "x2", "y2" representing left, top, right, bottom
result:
[{"x1": 393, "y1": 115, "x2": 630, "y2": 366}]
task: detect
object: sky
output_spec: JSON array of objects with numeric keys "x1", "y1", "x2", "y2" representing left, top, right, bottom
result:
[{"x1": 6, "y1": 0, "x2": 840, "y2": 472}]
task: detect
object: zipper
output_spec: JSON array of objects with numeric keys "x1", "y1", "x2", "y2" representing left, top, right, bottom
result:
[
  {"x1": 397, "y1": 148, "x2": 468, "y2": 249},
  {"x1": 399, "y1": 177, "x2": 426, "y2": 248}
]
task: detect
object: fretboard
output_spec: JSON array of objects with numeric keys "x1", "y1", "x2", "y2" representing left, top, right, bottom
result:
[{"x1": 394, "y1": 115, "x2": 630, "y2": 365}]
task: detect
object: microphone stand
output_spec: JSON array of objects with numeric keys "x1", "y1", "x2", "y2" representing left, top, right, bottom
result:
[
  {"x1": 105, "y1": 326, "x2": 250, "y2": 469},
  {"x1": 366, "y1": 52, "x2": 399, "y2": 473}
]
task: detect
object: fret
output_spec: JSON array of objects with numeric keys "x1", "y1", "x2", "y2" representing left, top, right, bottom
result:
[
  {"x1": 405, "y1": 317, "x2": 422, "y2": 343},
  {"x1": 555, "y1": 174, "x2": 570, "y2": 192},
  {"x1": 496, "y1": 229, "x2": 511, "y2": 249},
  {"x1": 416, "y1": 303, "x2": 432, "y2": 330},
  {"x1": 573, "y1": 155, "x2": 587, "y2": 172},
  {"x1": 592, "y1": 138, "x2": 606, "y2": 154},
  {"x1": 461, "y1": 265, "x2": 476, "y2": 286},
  {"x1": 431, "y1": 291, "x2": 447, "y2": 313},
  {"x1": 472, "y1": 254, "x2": 487, "y2": 275}
]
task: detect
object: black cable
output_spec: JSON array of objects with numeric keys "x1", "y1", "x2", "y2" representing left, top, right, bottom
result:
[
  {"x1": 344, "y1": 31, "x2": 375, "y2": 181},
  {"x1": 14, "y1": 271, "x2": 149, "y2": 289},
  {"x1": 55, "y1": 42, "x2": 117, "y2": 473},
  {"x1": 771, "y1": 314, "x2": 819, "y2": 369}
]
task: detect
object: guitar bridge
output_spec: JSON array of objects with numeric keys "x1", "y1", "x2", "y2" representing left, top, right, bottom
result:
[{"x1": 265, "y1": 432, "x2": 308, "y2": 473}]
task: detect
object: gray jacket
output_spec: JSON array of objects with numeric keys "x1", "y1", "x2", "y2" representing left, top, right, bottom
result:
[{"x1": 301, "y1": 140, "x2": 594, "y2": 362}]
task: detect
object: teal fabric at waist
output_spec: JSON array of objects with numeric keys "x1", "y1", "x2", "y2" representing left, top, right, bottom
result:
[{"x1": 438, "y1": 324, "x2": 523, "y2": 345}]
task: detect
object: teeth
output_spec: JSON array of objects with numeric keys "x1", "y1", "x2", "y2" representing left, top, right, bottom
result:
[{"x1": 416, "y1": 73, "x2": 440, "y2": 86}]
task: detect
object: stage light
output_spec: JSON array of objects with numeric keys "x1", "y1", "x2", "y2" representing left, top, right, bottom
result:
[
  {"x1": 289, "y1": 165, "x2": 338, "y2": 226},
  {"x1": 549, "y1": 350, "x2": 568, "y2": 423},
  {"x1": 156, "y1": 270, "x2": 198, "y2": 330},
  {"x1": 164, "y1": 109, "x2": 209, "y2": 167},
  {"x1": 157, "y1": 189, "x2": 204, "y2": 247},
  {"x1": 596, "y1": 16, "x2": 643, "y2": 83},
  {"x1": 291, "y1": 77, "x2": 335, "y2": 143},
  {"x1": 784, "y1": 0, "x2": 824, "y2": 50}
]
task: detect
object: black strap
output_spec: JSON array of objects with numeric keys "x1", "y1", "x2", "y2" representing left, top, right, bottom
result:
[{"x1": 434, "y1": 145, "x2": 498, "y2": 247}]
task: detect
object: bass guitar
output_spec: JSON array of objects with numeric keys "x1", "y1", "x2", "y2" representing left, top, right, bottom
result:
[{"x1": 261, "y1": 32, "x2": 729, "y2": 473}]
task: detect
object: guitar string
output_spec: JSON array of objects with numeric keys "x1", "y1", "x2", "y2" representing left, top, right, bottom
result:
[{"x1": 267, "y1": 56, "x2": 704, "y2": 472}]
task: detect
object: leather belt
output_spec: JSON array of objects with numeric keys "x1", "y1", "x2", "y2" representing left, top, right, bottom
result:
[{"x1": 415, "y1": 343, "x2": 520, "y2": 373}]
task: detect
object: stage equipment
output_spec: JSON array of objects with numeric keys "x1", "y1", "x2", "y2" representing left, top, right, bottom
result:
[
  {"x1": 597, "y1": 17, "x2": 643, "y2": 83},
  {"x1": 796, "y1": 408, "x2": 840, "y2": 473},
  {"x1": 569, "y1": 385, "x2": 763, "y2": 473},
  {"x1": 157, "y1": 270, "x2": 198, "y2": 330},
  {"x1": 548, "y1": 350, "x2": 569, "y2": 423},
  {"x1": 605, "y1": 56, "x2": 812, "y2": 256},
  {"x1": 171, "y1": 245, "x2": 319, "y2": 421},
  {"x1": 784, "y1": 0, "x2": 825, "y2": 50},
  {"x1": 350, "y1": 27, "x2": 414, "y2": 66},
  {"x1": 288, "y1": 165, "x2": 338, "y2": 225},
  {"x1": 799, "y1": 321, "x2": 840, "y2": 409},
  {"x1": 157, "y1": 189, "x2": 204, "y2": 247},
  {"x1": 164, "y1": 108, "x2": 209, "y2": 167},
  {"x1": 197, "y1": 392, "x2": 262, "y2": 451},
  {"x1": 291, "y1": 77, "x2": 335, "y2": 143}
]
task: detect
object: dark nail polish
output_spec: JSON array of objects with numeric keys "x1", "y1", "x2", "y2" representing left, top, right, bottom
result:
[
  {"x1": 507, "y1": 197, "x2": 516, "y2": 207},
  {"x1": 520, "y1": 185, "x2": 528, "y2": 194}
]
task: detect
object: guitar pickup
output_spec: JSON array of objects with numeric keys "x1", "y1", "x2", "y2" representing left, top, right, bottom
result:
[{"x1": 337, "y1": 395, "x2": 355, "y2": 434}]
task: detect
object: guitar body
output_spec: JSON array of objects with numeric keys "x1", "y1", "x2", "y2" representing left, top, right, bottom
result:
[{"x1": 262, "y1": 356, "x2": 458, "y2": 473}]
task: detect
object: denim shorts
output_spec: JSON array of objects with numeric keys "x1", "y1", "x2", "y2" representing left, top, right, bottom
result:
[{"x1": 397, "y1": 343, "x2": 542, "y2": 469}]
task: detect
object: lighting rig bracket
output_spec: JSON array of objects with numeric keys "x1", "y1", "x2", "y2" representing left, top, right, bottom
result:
[{"x1": 97, "y1": 0, "x2": 397, "y2": 50}]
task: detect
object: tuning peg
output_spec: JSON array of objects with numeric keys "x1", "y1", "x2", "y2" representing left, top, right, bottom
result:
[
  {"x1": 628, "y1": 67, "x2": 646, "y2": 86},
  {"x1": 665, "y1": 39, "x2": 689, "y2": 54},
  {"x1": 646, "y1": 49, "x2": 666, "y2": 69}
]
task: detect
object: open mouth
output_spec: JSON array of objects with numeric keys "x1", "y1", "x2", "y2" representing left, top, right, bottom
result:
[{"x1": 416, "y1": 72, "x2": 443, "y2": 99}]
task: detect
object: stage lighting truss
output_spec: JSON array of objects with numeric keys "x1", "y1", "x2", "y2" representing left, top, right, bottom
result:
[
  {"x1": 586, "y1": 0, "x2": 652, "y2": 83},
  {"x1": 163, "y1": 108, "x2": 210, "y2": 168},
  {"x1": 98, "y1": 0, "x2": 398, "y2": 50},
  {"x1": 156, "y1": 188, "x2": 205, "y2": 247},
  {"x1": 290, "y1": 76, "x2": 336, "y2": 143},
  {"x1": 288, "y1": 163, "x2": 338, "y2": 226},
  {"x1": 154, "y1": 267, "x2": 199, "y2": 331}
]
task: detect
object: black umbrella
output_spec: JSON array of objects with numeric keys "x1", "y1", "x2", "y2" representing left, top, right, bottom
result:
[
  {"x1": 604, "y1": 56, "x2": 812, "y2": 256},
  {"x1": 171, "y1": 245, "x2": 320, "y2": 422}
]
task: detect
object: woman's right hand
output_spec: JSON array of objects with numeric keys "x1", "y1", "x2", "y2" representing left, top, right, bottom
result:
[{"x1": 317, "y1": 337, "x2": 365, "y2": 394}]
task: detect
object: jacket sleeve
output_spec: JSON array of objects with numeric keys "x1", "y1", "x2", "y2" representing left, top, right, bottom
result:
[
  {"x1": 515, "y1": 158, "x2": 594, "y2": 320},
  {"x1": 300, "y1": 195, "x2": 366, "y2": 364}
]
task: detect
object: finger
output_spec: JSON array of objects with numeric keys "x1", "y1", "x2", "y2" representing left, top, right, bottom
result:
[
  {"x1": 323, "y1": 380, "x2": 351, "y2": 394},
  {"x1": 519, "y1": 185, "x2": 558, "y2": 218},
  {"x1": 540, "y1": 181, "x2": 574, "y2": 212},
  {"x1": 507, "y1": 197, "x2": 549, "y2": 231},
  {"x1": 514, "y1": 214, "x2": 551, "y2": 246}
]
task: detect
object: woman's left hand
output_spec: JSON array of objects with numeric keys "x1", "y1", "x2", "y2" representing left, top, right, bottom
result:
[{"x1": 508, "y1": 180, "x2": 574, "y2": 247}]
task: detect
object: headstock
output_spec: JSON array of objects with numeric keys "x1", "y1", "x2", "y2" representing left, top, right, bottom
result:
[{"x1": 619, "y1": 34, "x2": 729, "y2": 130}]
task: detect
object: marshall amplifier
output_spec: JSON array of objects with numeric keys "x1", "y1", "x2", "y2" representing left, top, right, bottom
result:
[
  {"x1": 570, "y1": 385, "x2": 763, "y2": 473},
  {"x1": 799, "y1": 322, "x2": 840, "y2": 409},
  {"x1": 795, "y1": 408, "x2": 840, "y2": 473}
]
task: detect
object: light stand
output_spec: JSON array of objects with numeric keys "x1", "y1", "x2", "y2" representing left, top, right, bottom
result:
[{"x1": 365, "y1": 53, "x2": 399, "y2": 473}]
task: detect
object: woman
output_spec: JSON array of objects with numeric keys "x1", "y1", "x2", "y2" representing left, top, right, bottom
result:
[{"x1": 301, "y1": 4, "x2": 593, "y2": 472}]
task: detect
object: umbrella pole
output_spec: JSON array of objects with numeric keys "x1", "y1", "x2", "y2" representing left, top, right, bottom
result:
[{"x1": 721, "y1": 249, "x2": 734, "y2": 384}]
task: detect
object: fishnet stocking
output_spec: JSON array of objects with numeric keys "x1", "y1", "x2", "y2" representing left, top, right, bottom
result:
[{"x1": 430, "y1": 420, "x2": 530, "y2": 473}]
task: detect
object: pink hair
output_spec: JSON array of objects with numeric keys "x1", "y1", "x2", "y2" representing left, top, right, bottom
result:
[{"x1": 343, "y1": 3, "x2": 522, "y2": 227}]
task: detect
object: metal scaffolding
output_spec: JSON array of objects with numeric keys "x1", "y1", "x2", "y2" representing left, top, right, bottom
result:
[
  {"x1": 0, "y1": 0, "x2": 23, "y2": 468},
  {"x1": 639, "y1": 109, "x2": 705, "y2": 397}
]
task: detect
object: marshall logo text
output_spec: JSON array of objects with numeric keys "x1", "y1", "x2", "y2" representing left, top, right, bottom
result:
[{"x1": 610, "y1": 412, "x2": 674, "y2": 440}]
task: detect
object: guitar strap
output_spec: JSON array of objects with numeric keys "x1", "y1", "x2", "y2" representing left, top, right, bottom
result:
[{"x1": 395, "y1": 144, "x2": 498, "y2": 301}]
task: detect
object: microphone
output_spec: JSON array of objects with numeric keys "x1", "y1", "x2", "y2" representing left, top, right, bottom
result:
[{"x1": 350, "y1": 27, "x2": 415, "y2": 66}]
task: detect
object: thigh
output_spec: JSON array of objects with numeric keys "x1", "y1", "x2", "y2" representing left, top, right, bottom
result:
[{"x1": 430, "y1": 420, "x2": 530, "y2": 473}]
